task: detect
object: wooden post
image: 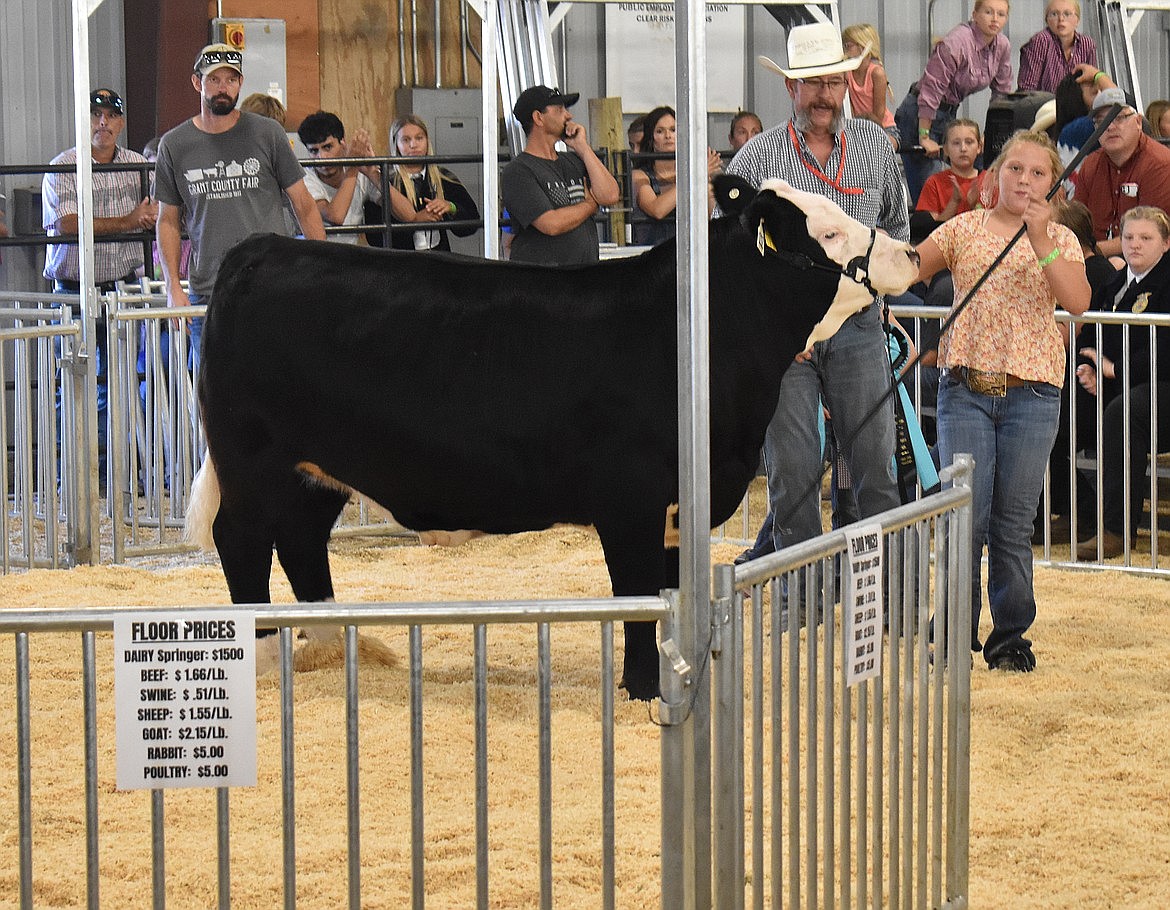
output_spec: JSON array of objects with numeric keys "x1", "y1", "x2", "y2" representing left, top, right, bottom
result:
[{"x1": 589, "y1": 96, "x2": 628, "y2": 246}]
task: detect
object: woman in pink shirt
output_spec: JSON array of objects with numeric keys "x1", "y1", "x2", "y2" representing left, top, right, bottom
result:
[{"x1": 842, "y1": 24, "x2": 898, "y2": 149}]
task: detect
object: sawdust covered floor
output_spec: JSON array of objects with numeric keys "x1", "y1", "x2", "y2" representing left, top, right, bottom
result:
[{"x1": 1, "y1": 527, "x2": 1169, "y2": 908}]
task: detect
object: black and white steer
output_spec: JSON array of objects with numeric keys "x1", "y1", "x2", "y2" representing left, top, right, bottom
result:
[{"x1": 186, "y1": 176, "x2": 920, "y2": 700}]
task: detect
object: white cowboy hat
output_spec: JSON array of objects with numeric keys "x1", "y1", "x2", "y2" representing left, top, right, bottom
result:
[{"x1": 759, "y1": 22, "x2": 870, "y2": 81}]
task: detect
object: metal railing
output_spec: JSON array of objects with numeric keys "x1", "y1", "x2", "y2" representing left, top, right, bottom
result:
[
  {"x1": 714, "y1": 454, "x2": 974, "y2": 909},
  {"x1": 1, "y1": 293, "x2": 90, "y2": 570},
  {"x1": 0, "y1": 596, "x2": 669, "y2": 909}
]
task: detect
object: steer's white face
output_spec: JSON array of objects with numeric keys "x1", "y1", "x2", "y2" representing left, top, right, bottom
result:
[{"x1": 759, "y1": 179, "x2": 919, "y2": 349}]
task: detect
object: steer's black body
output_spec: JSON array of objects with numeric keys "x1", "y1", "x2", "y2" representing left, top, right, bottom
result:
[{"x1": 199, "y1": 188, "x2": 845, "y2": 699}]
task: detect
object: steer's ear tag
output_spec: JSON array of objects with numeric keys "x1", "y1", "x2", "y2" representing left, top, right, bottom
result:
[{"x1": 756, "y1": 219, "x2": 776, "y2": 257}]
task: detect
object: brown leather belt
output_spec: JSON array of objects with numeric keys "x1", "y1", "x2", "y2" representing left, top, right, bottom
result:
[{"x1": 950, "y1": 366, "x2": 1027, "y2": 397}]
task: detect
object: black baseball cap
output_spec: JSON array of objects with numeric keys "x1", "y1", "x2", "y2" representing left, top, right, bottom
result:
[
  {"x1": 90, "y1": 88, "x2": 125, "y2": 115},
  {"x1": 512, "y1": 85, "x2": 580, "y2": 128}
]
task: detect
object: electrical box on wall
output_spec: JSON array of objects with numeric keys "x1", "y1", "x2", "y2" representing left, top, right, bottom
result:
[{"x1": 212, "y1": 18, "x2": 287, "y2": 107}]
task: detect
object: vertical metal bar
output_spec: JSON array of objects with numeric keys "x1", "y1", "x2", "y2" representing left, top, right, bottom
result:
[
  {"x1": 840, "y1": 567, "x2": 854, "y2": 910},
  {"x1": 434, "y1": 0, "x2": 443, "y2": 87},
  {"x1": 538, "y1": 623, "x2": 553, "y2": 910},
  {"x1": 601, "y1": 621, "x2": 615, "y2": 910},
  {"x1": 1148, "y1": 323, "x2": 1160, "y2": 566},
  {"x1": 931, "y1": 516, "x2": 947, "y2": 910},
  {"x1": 410, "y1": 625, "x2": 425, "y2": 909},
  {"x1": 280, "y1": 627, "x2": 296, "y2": 910},
  {"x1": 889, "y1": 528, "x2": 898, "y2": 902},
  {"x1": 857, "y1": 682, "x2": 869, "y2": 910},
  {"x1": 83, "y1": 631, "x2": 100, "y2": 909},
  {"x1": 787, "y1": 571, "x2": 800, "y2": 910},
  {"x1": 751, "y1": 585, "x2": 764, "y2": 910},
  {"x1": 1122, "y1": 328, "x2": 1133, "y2": 560},
  {"x1": 770, "y1": 576, "x2": 783, "y2": 910},
  {"x1": 713, "y1": 564, "x2": 744, "y2": 910},
  {"x1": 914, "y1": 529, "x2": 929, "y2": 909},
  {"x1": 659, "y1": 591, "x2": 695, "y2": 910},
  {"x1": 0, "y1": 336, "x2": 10, "y2": 574},
  {"x1": 900, "y1": 533, "x2": 913, "y2": 909},
  {"x1": 216, "y1": 788, "x2": 230, "y2": 909},
  {"x1": 947, "y1": 456, "x2": 974, "y2": 902},
  {"x1": 474, "y1": 624, "x2": 490, "y2": 910},
  {"x1": 346, "y1": 625, "x2": 361, "y2": 909},
  {"x1": 151, "y1": 788, "x2": 166, "y2": 909},
  {"x1": 822, "y1": 558, "x2": 835, "y2": 910},
  {"x1": 804, "y1": 564, "x2": 817, "y2": 910},
  {"x1": 16, "y1": 632, "x2": 33, "y2": 910}
]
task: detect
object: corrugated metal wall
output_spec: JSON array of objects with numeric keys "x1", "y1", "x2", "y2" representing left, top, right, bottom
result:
[
  {"x1": 0, "y1": 0, "x2": 125, "y2": 291},
  {"x1": 561, "y1": 0, "x2": 1170, "y2": 140}
]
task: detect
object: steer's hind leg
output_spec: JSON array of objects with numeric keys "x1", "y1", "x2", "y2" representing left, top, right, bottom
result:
[
  {"x1": 213, "y1": 505, "x2": 276, "y2": 606},
  {"x1": 595, "y1": 511, "x2": 669, "y2": 702},
  {"x1": 274, "y1": 482, "x2": 350, "y2": 641}
]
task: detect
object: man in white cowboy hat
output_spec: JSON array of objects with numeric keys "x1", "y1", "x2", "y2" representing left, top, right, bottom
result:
[{"x1": 726, "y1": 22, "x2": 910, "y2": 562}]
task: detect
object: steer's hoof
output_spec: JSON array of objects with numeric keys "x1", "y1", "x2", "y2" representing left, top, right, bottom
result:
[{"x1": 618, "y1": 671, "x2": 661, "y2": 703}]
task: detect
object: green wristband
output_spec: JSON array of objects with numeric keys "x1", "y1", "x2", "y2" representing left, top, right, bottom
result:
[
  {"x1": 1093, "y1": 70, "x2": 1109, "y2": 84},
  {"x1": 1038, "y1": 247, "x2": 1061, "y2": 268}
]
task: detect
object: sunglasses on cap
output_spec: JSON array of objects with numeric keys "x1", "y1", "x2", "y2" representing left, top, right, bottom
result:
[
  {"x1": 200, "y1": 49, "x2": 243, "y2": 69},
  {"x1": 90, "y1": 90, "x2": 125, "y2": 115}
]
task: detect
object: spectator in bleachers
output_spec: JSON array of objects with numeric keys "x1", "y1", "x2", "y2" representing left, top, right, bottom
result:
[
  {"x1": 1075, "y1": 206, "x2": 1170, "y2": 559},
  {"x1": 727, "y1": 110, "x2": 763, "y2": 152},
  {"x1": 912, "y1": 118, "x2": 986, "y2": 240},
  {"x1": 627, "y1": 116, "x2": 645, "y2": 155},
  {"x1": 896, "y1": 0, "x2": 1012, "y2": 204},
  {"x1": 1016, "y1": 0, "x2": 1097, "y2": 94},
  {"x1": 631, "y1": 105, "x2": 721, "y2": 246},
  {"x1": 501, "y1": 85, "x2": 620, "y2": 266},
  {"x1": 42, "y1": 88, "x2": 157, "y2": 483},
  {"x1": 388, "y1": 114, "x2": 480, "y2": 251},
  {"x1": 1035, "y1": 199, "x2": 1120, "y2": 542},
  {"x1": 841, "y1": 24, "x2": 898, "y2": 149},
  {"x1": 297, "y1": 110, "x2": 385, "y2": 245},
  {"x1": 1146, "y1": 99, "x2": 1170, "y2": 139},
  {"x1": 239, "y1": 92, "x2": 287, "y2": 127},
  {"x1": 1073, "y1": 88, "x2": 1170, "y2": 258}
]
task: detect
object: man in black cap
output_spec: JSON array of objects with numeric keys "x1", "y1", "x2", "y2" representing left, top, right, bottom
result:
[
  {"x1": 42, "y1": 88, "x2": 158, "y2": 481},
  {"x1": 501, "y1": 85, "x2": 620, "y2": 265}
]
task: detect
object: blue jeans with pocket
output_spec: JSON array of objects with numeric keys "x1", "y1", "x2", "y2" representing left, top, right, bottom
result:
[
  {"x1": 937, "y1": 371, "x2": 1060, "y2": 662},
  {"x1": 763, "y1": 302, "x2": 900, "y2": 550}
]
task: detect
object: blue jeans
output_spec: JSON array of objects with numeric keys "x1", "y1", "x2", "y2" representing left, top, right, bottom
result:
[
  {"x1": 188, "y1": 297, "x2": 206, "y2": 377},
  {"x1": 763, "y1": 302, "x2": 900, "y2": 549},
  {"x1": 894, "y1": 93, "x2": 951, "y2": 208},
  {"x1": 937, "y1": 372, "x2": 1060, "y2": 663}
]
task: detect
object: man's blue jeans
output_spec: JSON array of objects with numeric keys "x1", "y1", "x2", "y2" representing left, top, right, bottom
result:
[
  {"x1": 763, "y1": 302, "x2": 900, "y2": 550},
  {"x1": 187, "y1": 296, "x2": 206, "y2": 377},
  {"x1": 937, "y1": 372, "x2": 1060, "y2": 663}
]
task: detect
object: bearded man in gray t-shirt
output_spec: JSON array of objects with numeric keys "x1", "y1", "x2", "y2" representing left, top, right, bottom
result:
[{"x1": 154, "y1": 43, "x2": 325, "y2": 371}]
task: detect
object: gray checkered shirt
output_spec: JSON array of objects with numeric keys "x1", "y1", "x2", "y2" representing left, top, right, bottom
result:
[{"x1": 724, "y1": 117, "x2": 909, "y2": 243}]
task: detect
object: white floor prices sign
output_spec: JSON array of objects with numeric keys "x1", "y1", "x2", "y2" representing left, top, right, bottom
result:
[
  {"x1": 114, "y1": 611, "x2": 258, "y2": 790},
  {"x1": 844, "y1": 524, "x2": 884, "y2": 686}
]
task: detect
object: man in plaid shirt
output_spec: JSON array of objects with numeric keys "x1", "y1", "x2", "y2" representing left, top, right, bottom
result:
[
  {"x1": 42, "y1": 87, "x2": 157, "y2": 481},
  {"x1": 726, "y1": 23, "x2": 910, "y2": 561}
]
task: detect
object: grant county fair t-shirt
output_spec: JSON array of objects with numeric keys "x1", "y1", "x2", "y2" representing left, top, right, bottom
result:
[{"x1": 155, "y1": 111, "x2": 306, "y2": 296}]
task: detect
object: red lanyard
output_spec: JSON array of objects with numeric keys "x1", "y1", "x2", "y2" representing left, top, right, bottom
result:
[{"x1": 788, "y1": 122, "x2": 864, "y2": 196}]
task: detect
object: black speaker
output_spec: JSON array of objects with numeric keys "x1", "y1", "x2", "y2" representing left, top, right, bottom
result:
[{"x1": 984, "y1": 90, "x2": 1055, "y2": 161}]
